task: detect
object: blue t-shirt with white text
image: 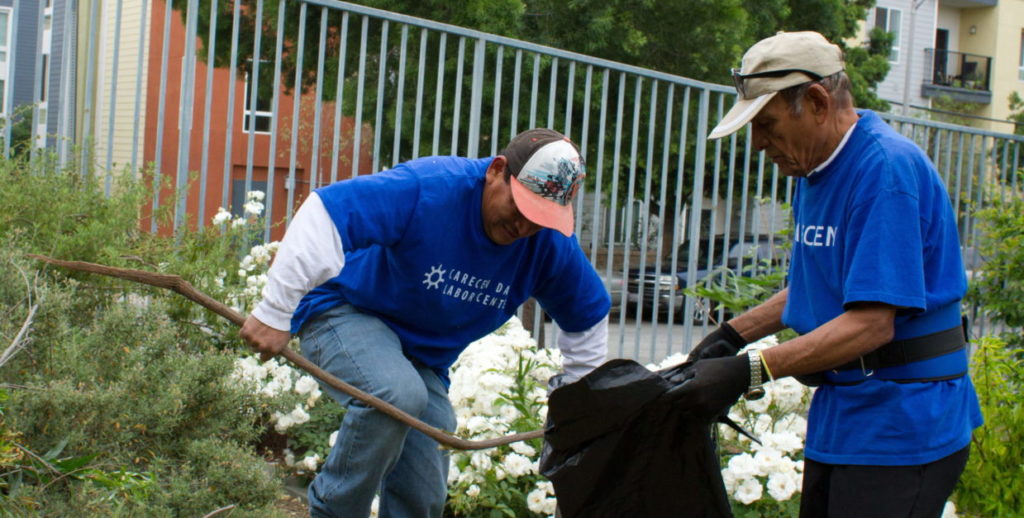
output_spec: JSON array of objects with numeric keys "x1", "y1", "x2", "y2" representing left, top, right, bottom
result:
[
  {"x1": 290, "y1": 156, "x2": 610, "y2": 382},
  {"x1": 784, "y1": 110, "x2": 982, "y2": 466}
]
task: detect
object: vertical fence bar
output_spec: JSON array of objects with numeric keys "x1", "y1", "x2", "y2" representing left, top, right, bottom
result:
[
  {"x1": 263, "y1": 0, "x2": 287, "y2": 241},
  {"x1": 509, "y1": 49, "x2": 521, "y2": 138},
  {"x1": 489, "y1": 46, "x2": 504, "y2": 156},
  {"x1": 546, "y1": 57, "x2": 558, "y2": 129},
  {"x1": 528, "y1": 54, "x2": 539, "y2": 129},
  {"x1": 371, "y1": 20, "x2": 388, "y2": 172},
  {"x1": 102, "y1": 0, "x2": 123, "y2": 189},
  {"x1": 286, "y1": 2, "x2": 309, "y2": 222},
  {"x1": 607, "y1": 72, "x2": 627, "y2": 354},
  {"x1": 151, "y1": 0, "x2": 174, "y2": 230},
  {"x1": 587, "y1": 69, "x2": 609, "y2": 264},
  {"x1": 450, "y1": 37, "x2": 465, "y2": 154},
  {"x1": 308, "y1": 6, "x2": 329, "y2": 187},
  {"x1": 57, "y1": 0, "x2": 76, "y2": 166},
  {"x1": 196, "y1": 0, "x2": 217, "y2": 226},
  {"x1": 328, "y1": 11, "x2": 349, "y2": 184},
  {"x1": 622, "y1": 78, "x2": 642, "y2": 355},
  {"x1": 220, "y1": 0, "x2": 241, "y2": 213},
  {"x1": 466, "y1": 38, "x2": 484, "y2": 158},
  {"x1": 30, "y1": 1, "x2": 46, "y2": 162},
  {"x1": 671, "y1": 87, "x2": 692, "y2": 334},
  {"x1": 174, "y1": 0, "x2": 200, "y2": 230},
  {"x1": 129, "y1": 0, "x2": 149, "y2": 177},
  {"x1": 431, "y1": 33, "x2": 446, "y2": 156},
  {"x1": 410, "y1": 27, "x2": 426, "y2": 159},
  {"x1": 656, "y1": 84, "x2": 676, "y2": 345},
  {"x1": 681, "y1": 88, "x2": 710, "y2": 351},
  {"x1": 391, "y1": 24, "x2": 408, "y2": 165},
  {"x1": 563, "y1": 61, "x2": 575, "y2": 137},
  {"x1": 80, "y1": 0, "x2": 101, "y2": 176},
  {"x1": 573, "y1": 64, "x2": 592, "y2": 239},
  {"x1": 351, "y1": 14, "x2": 368, "y2": 176},
  {"x1": 243, "y1": 0, "x2": 265, "y2": 198}
]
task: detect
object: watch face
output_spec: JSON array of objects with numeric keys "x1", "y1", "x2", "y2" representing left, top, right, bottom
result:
[{"x1": 744, "y1": 387, "x2": 766, "y2": 401}]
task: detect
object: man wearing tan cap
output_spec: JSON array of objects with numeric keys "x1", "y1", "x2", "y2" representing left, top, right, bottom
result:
[
  {"x1": 668, "y1": 32, "x2": 981, "y2": 517},
  {"x1": 240, "y1": 128, "x2": 610, "y2": 518}
]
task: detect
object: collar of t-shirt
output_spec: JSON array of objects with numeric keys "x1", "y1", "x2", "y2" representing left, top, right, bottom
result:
[{"x1": 806, "y1": 118, "x2": 859, "y2": 178}]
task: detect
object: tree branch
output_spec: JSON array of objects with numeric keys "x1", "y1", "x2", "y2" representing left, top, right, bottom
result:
[{"x1": 28, "y1": 254, "x2": 543, "y2": 450}]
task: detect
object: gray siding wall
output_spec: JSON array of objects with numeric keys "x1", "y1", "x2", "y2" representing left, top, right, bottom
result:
[
  {"x1": 8, "y1": 0, "x2": 39, "y2": 113},
  {"x1": 48, "y1": 0, "x2": 76, "y2": 146}
]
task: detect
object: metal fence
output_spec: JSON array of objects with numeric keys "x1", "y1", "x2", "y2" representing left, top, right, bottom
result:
[{"x1": 5, "y1": 0, "x2": 1023, "y2": 363}]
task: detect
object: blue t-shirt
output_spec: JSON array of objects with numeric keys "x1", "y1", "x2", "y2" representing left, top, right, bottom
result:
[
  {"x1": 291, "y1": 156, "x2": 610, "y2": 380},
  {"x1": 784, "y1": 110, "x2": 982, "y2": 466}
]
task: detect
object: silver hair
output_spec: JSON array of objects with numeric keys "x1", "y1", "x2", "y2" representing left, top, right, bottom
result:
[{"x1": 778, "y1": 71, "x2": 853, "y2": 115}]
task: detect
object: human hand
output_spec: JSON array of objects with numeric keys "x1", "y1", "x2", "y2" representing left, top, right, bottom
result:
[
  {"x1": 688, "y1": 322, "x2": 746, "y2": 361},
  {"x1": 239, "y1": 315, "x2": 293, "y2": 362},
  {"x1": 661, "y1": 354, "x2": 750, "y2": 418}
]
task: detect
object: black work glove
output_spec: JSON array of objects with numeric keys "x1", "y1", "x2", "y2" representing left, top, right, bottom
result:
[
  {"x1": 688, "y1": 322, "x2": 747, "y2": 361},
  {"x1": 662, "y1": 354, "x2": 750, "y2": 419}
]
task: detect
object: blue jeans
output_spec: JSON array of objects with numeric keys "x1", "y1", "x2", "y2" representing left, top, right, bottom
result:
[{"x1": 299, "y1": 305, "x2": 457, "y2": 518}]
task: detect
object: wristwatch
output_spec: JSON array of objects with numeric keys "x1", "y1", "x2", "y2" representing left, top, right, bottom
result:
[{"x1": 744, "y1": 352, "x2": 766, "y2": 401}]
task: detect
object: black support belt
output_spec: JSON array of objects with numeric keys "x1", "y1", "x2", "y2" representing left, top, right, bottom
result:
[{"x1": 832, "y1": 325, "x2": 966, "y2": 372}]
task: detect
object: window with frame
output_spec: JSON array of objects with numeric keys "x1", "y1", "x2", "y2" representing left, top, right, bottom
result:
[
  {"x1": 242, "y1": 60, "x2": 273, "y2": 134},
  {"x1": 0, "y1": 8, "x2": 11, "y2": 117},
  {"x1": 1019, "y1": 29, "x2": 1024, "y2": 81},
  {"x1": 875, "y1": 7, "x2": 902, "y2": 63}
]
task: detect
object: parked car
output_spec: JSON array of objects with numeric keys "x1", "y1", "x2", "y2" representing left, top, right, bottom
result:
[{"x1": 625, "y1": 235, "x2": 787, "y2": 322}]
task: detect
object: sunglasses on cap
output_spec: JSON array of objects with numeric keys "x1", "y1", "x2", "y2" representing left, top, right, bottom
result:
[{"x1": 731, "y1": 68, "x2": 824, "y2": 99}]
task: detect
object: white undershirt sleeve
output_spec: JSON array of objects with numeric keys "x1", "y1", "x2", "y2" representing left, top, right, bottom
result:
[
  {"x1": 251, "y1": 193, "x2": 345, "y2": 332},
  {"x1": 555, "y1": 315, "x2": 609, "y2": 381}
]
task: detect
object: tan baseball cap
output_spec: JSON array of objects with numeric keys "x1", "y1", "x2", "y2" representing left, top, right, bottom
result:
[{"x1": 708, "y1": 31, "x2": 845, "y2": 140}]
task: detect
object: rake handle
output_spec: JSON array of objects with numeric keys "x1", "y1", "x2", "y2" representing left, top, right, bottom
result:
[{"x1": 28, "y1": 254, "x2": 543, "y2": 450}]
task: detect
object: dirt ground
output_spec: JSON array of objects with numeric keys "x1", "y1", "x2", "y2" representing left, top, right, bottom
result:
[{"x1": 274, "y1": 493, "x2": 308, "y2": 517}]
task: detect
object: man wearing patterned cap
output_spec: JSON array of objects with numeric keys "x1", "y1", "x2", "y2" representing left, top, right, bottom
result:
[
  {"x1": 240, "y1": 128, "x2": 610, "y2": 518},
  {"x1": 668, "y1": 31, "x2": 981, "y2": 517}
]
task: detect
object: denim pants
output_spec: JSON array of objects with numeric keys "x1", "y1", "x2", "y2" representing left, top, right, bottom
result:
[{"x1": 299, "y1": 304, "x2": 457, "y2": 518}]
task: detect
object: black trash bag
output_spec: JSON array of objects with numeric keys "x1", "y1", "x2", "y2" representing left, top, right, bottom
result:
[{"x1": 540, "y1": 358, "x2": 733, "y2": 518}]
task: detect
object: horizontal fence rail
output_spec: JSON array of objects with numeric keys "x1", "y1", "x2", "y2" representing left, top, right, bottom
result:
[{"x1": 5, "y1": 0, "x2": 1022, "y2": 364}]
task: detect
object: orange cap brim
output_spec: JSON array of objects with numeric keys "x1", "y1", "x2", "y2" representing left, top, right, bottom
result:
[{"x1": 510, "y1": 176, "x2": 575, "y2": 237}]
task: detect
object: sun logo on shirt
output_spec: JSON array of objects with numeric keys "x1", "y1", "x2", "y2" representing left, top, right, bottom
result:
[{"x1": 422, "y1": 264, "x2": 446, "y2": 290}]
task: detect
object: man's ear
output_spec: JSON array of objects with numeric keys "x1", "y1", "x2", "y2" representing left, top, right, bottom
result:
[
  {"x1": 487, "y1": 155, "x2": 509, "y2": 179},
  {"x1": 806, "y1": 84, "x2": 831, "y2": 121}
]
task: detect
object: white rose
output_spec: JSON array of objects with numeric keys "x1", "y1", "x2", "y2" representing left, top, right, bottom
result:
[
  {"x1": 294, "y1": 375, "x2": 319, "y2": 395},
  {"x1": 466, "y1": 484, "x2": 481, "y2": 498},
  {"x1": 767, "y1": 471, "x2": 800, "y2": 502},
  {"x1": 502, "y1": 453, "x2": 535, "y2": 478},
  {"x1": 726, "y1": 453, "x2": 758, "y2": 480},
  {"x1": 299, "y1": 454, "x2": 321, "y2": 471},
  {"x1": 510, "y1": 441, "x2": 537, "y2": 458},
  {"x1": 526, "y1": 488, "x2": 548, "y2": 514},
  {"x1": 329, "y1": 430, "x2": 338, "y2": 448},
  {"x1": 734, "y1": 477, "x2": 764, "y2": 505}
]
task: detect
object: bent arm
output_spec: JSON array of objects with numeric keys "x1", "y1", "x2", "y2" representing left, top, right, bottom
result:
[
  {"x1": 242, "y1": 193, "x2": 345, "y2": 360},
  {"x1": 250, "y1": 192, "x2": 346, "y2": 331},
  {"x1": 760, "y1": 302, "x2": 896, "y2": 379},
  {"x1": 727, "y1": 288, "x2": 789, "y2": 343}
]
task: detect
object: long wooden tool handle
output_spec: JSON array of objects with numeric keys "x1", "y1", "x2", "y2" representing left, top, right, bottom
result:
[{"x1": 28, "y1": 254, "x2": 543, "y2": 450}]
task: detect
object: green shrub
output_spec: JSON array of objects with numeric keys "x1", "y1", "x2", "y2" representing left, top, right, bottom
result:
[
  {"x1": 0, "y1": 152, "x2": 291, "y2": 515},
  {"x1": 141, "y1": 438, "x2": 283, "y2": 517},
  {"x1": 967, "y1": 190, "x2": 1024, "y2": 344},
  {"x1": 953, "y1": 336, "x2": 1024, "y2": 517}
]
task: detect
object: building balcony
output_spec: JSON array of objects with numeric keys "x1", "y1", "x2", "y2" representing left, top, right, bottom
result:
[{"x1": 921, "y1": 49, "x2": 992, "y2": 104}]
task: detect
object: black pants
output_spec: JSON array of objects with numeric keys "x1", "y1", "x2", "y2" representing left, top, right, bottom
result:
[{"x1": 799, "y1": 445, "x2": 969, "y2": 518}]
